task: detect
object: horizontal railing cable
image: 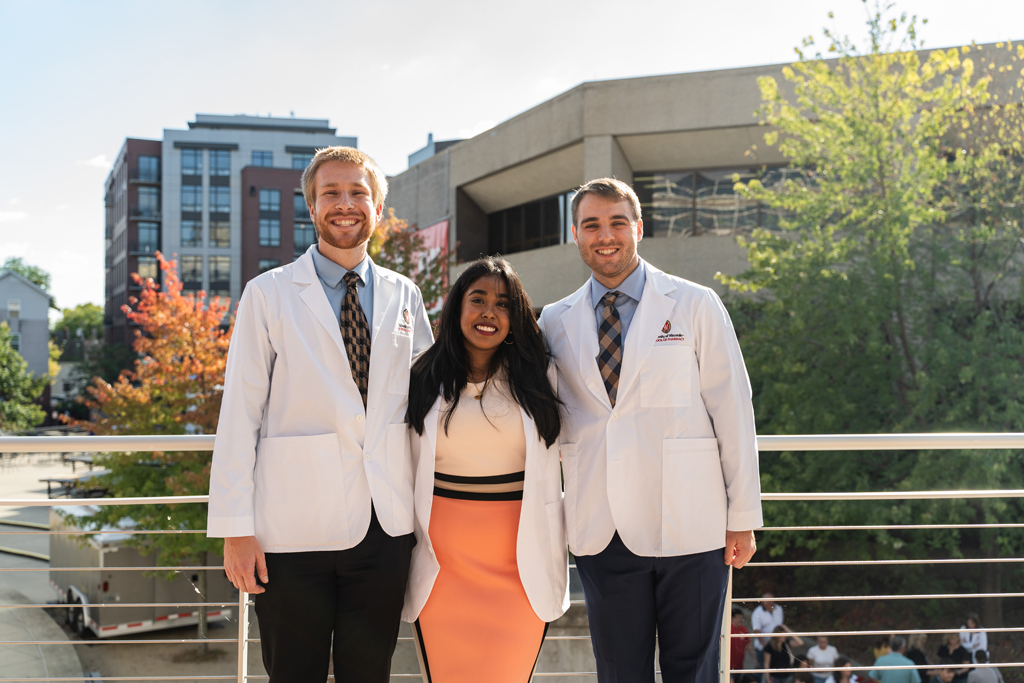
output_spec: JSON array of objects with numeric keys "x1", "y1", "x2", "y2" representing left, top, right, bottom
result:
[
  {"x1": 733, "y1": 591, "x2": 1024, "y2": 602},
  {"x1": 761, "y1": 523, "x2": 1024, "y2": 530},
  {"x1": 762, "y1": 490, "x2": 1024, "y2": 501},
  {"x1": 734, "y1": 626, "x2": 1024, "y2": 638},
  {"x1": 0, "y1": 602, "x2": 236, "y2": 609},
  {"x1": 0, "y1": 529, "x2": 208, "y2": 535},
  {"x1": 1, "y1": 639, "x2": 238, "y2": 645},
  {"x1": 0, "y1": 565, "x2": 222, "y2": 572},
  {"x1": 747, "y1": 557, "x2": 1024, "y2": 567}
]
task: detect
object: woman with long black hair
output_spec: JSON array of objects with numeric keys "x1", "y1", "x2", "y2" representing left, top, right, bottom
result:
[{"x1": 402, "y1": 256, "x2": 569, "y2": 682}]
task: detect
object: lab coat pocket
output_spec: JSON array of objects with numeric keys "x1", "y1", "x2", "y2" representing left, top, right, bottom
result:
[
  {"x1": 640, "y1": 345, "x2": 695, "y2": 408},
  {"x1": 386, "y1": 423, "x2": 415, "y2": 533},
  {"x1": 661, "y1": 437, "x2": 728, "y2": 553},
  {"x1": 254, "y1": 433, "x2": 343, "y2": 550}
]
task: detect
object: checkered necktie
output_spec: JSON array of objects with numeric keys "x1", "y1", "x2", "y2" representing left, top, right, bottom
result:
[
  {"x1": 597, "y1": 291, "x2": 623, "y2": 407},
  {"x1": 341, "y1": 271, "x2": 371, "y2": 408}
]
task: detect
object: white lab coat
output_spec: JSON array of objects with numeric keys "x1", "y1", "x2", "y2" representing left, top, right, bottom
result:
[
  {"x1": 206, "y1": 247, "x2": 433, "y2": 553},
  {"x1": 402, "y1": 367, "x2": 570, "y2": 624},
  {"x1": 537, "y1": 262, "x2": 763, "y2": 558}
]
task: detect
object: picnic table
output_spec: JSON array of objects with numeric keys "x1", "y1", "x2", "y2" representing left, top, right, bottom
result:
[
  {"x1": 65, "y1": 455, "x2": 94, "y2": 472},
  {"x1": 39, "y1": 469, "x2": 110, "y2": 499}
]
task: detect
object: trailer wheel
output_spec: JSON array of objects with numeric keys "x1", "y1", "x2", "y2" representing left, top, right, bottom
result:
[
  {"x1": 64, "y1": 590, "x2": 76, "y2": 629},
  {"x1": 69, "y1": 597, "x2": 85, "y2": 635}
]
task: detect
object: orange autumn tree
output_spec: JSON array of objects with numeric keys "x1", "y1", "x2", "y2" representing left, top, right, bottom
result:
[{"x1": 70, "y1": 252, "x2": 231, "y2": 650}]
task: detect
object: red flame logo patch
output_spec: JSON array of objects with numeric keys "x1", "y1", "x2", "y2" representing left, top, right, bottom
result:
[{"x1": 662, "y1": 320, "x2": 672, "y2": 334}]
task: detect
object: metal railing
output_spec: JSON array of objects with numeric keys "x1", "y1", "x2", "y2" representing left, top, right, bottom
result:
[{"x1": 0, "y1": 433, "x2": 1022, "y2": 681}]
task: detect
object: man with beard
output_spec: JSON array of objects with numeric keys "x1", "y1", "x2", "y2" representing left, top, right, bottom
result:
[
  {"x1": 208, "y1": 147, "x2": 433, "y2": 682},
  {"x1": 538, "y1": 177, "x2": 762, "y2": 683}
]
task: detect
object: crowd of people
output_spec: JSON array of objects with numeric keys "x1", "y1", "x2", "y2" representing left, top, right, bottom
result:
[{"x1": 730, "y1": 598, "x2": 1001, "y2": 683}]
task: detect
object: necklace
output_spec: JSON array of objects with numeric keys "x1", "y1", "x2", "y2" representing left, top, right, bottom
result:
[{"x1": 472, "y1": 376, "x2": 491, "y2": 400}]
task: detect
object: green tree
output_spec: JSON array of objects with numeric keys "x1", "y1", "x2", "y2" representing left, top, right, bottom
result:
[
  {"x1": 0, "y1": 322, "x2": 47, "y2": 431},
  {"x1": 724, "y1": 3, "x2": 1024, "y2": 629},
  {"x1": 2, "y1": 257, "x2": 56, "y2": 308},
  {"x1": 370, "y1": 208, "x2": 452, "y2": 319},
  {"x1": 52, "y1": 303, "x2": 103, "y2": 340}
]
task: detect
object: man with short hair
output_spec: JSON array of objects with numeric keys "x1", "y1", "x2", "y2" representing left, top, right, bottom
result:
[
  {"x1": 871, "y1": 636, "x2": 923, "y2": 683},
  {"x1": 208, "y1": 147, "x2": 433, "y2": 682},
  {"x1": 752, "y1": 592, "x2": 784, "y2": 674},
  {"x1": 538, "y1": 177, "x2": 762, "y2": 682},
  {"x1": 806, "y1": 636, "x2": 841, "y2": 683},
  {"x1": 967, "y1": 651, "x2": 1004, "y2": 683}
]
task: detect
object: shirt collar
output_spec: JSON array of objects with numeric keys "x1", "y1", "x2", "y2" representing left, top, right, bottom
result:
[
  {"x1": 591, "y1": 258, "x2": 647, "y2": 308},
  {"x1": 311, "y1": 246, "x2": 372, "y2": 288}
]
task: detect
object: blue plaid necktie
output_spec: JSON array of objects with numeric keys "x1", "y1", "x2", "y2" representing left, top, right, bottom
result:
[{"x1": 597, "y1": 291, "x2": 623, "y2": 406}]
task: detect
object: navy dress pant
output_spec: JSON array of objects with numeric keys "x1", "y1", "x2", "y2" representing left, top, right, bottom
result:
[
  {"x1": 253, "y1": 507, "x2": 415, "y2": 683},
  {"x1": 575, "y1": 534, "x2": 729, "y2": 683}
]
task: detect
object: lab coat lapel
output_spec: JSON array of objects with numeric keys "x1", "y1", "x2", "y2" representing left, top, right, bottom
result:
[
  {"x1": 294, "y1": 251, "x2": 350, "y2": 363},
  {"x1": 616, "y1": 268, "x2": 677, "y2": 401},
  {"x1": 371, "y1": 262, "x2": 397, "y2": 344},
  {"x1": 560, "y1": 284, "x2": 610, "y2": 408}
]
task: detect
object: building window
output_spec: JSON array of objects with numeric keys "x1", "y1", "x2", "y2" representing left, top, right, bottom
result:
[
  {"x1": 209, "y1": 256, "x2": 231, "y2": 298},
  {"x1": 138, "y1": 222, "x2": 159, "y2": 253},
  {"x1": 181, "y1": 219, "x2": 202, "y2": 247},
  {"x1": 259, "y1": 189, "x2": 281, "y2": 213},
  {"x1": 210, "y1": 186, "x2": 231, "y2": 214},
  {"x1": 181, "y1": 185, "x2": 203, "y2": 213},
  {"x1": 258, "y1": 259, "x2": 281, "y2": 273},
  {"x1": 137, "y1": 256, "x2": 158, "y2": 282},
  {"x1": 633, "y1": 168, "x2": 778, "y2": 237},
  {"x1": 487, "y1": 190, "x2": 574, "y2": 256},
  {"x1": 293, "y1": 193, "x2": 308, "y2": 221},
  {"x1": 7, "y1": 300, "x2": 20, "y2": 319},
  {"x1": 210, "y1": 150, "x2": 231, "y2": 176},
  {"x1": 10, "y1": 333, "x2": 20, "y2": 352},
  {"x1": 210, "y1": 220, "x2": 230, "y2": 248},
  {"x1": 252, "y1": 150, "x2": 273, "y2": 167},
  {"x1": 182, "y1": 149, "x2": 203, "y2": 176},
  {"x1": 138, "y1": 186, "x2": 160, "y2": 218},
  {"x1": 294, "y1": 223, "x2": 316, "y2": 256},
  {"x1": 292, "y1": 153, "x2": 313, "y2": 169},
  {"x1": 260, "y1": 219, "x2": 281, "y2": 247},
  {"x1": 138, "y1": 155, "x2": 160, "y2": 182},
  {"x1": 181, "y1": 255, "x2": 203, "y2": 291}
]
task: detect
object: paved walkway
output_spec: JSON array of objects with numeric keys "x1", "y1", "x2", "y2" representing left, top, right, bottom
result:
[{"x1": 0, "y1": 587, "x2": 85, "y2": 681}]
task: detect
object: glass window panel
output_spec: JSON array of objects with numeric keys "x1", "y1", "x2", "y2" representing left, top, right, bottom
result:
[
  {"x1": 210, "y1": 220, "x2": 230, "y2": 248},
  {"x1": 209, "y1": 255, "x2": 230, "y2": 282},
  {"x1": 181, "y1": 255, "x2": 203, "y2": 288},
  {"x1": 137, "y1": 256, "x2": 158, "y2": 282},
  {"x1": 181, "y1": 185, "x2": 202, "y2": 213},
  {"x1": 210, "y1": 186, "x2": 231, "y2": 214},
  {"x1": 634, "y1": 172, "x2": 693, "y2": 238},
  {"x1": 138, "y1": 186, "x2": 159, "y2": 215},
  {"x1": 505, "y1": 207, "x2": 524, "y2": 254},
  {"x1": 292, "y1": 153, "x2": 313, "y2": 170},
  {"x1": 758, "y1": 167, "x2": 799, "y2": 231},
  {"x1": 294, "y1": 223, "x2": 316, "y2": 256},
  {"x1": 541, "y1": 197, "x2": 561, "y2": 247},
  {"x1": 695, "y1": 169, "x2": 759, "y2": 235},
  {"x1": 260, "y1": 219, "x2": 281, "y2": 247},
  {"x1": 252, "y1": 150, "x2": 273, "y2": 167},
  {"x1": 138, "y1": 155, "x2": 160, "y2": 182},
  {"x1": 258, "y1": 259, "x2": 280, "y2": 273},
  {"x1": 488, "y1": 213, "x2": 504, "y2": 254},
  {"x1": 293, "y1": 194, "x2": 309, "y2": 220},
  {"x1": 259, "y1": 189, "x2": 281, "y2": 213},
  {"x1": 524, "y1": 202, "x2": 541, "y2": 248},
  {"x1": 181, "y1": 149, "x2": 202, "y2": 176},
  {"x1": 138, "y1": 222, "x2": 159, "y2": 252},
  {"x1": 210, "y1": 150, "x2": 231, "y2": 176},
  {"x1": 181, "y1": 220, "x2": 202, "y2": 247}
]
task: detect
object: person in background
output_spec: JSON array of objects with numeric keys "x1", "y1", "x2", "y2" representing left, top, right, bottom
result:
[
  {"x1": 753, "y1": 594, "x2": 786, "y2": 673},
  {"x1": 870, "y1": 636, "x2": 922, "y2": 683},
  {"x1": 906, "y1": 634, "x2": 930, "y2": 670},
  {"x1": 824, "y1": 657, "x2": 860, "y2": 683},
  {"x1": 931, "y1": 660, "x2": 958, "y2": 683},
  {"x1": 875, "y1": 636, "x2": 893, "y2": 660},
  {"x1": 764, "y1": 625, "x2": 805, "y2": 683},
  {"x1": 960, "y1": 614, "x2": 989, "y2": 664},
  {"x1": 937, "y1": 633, "x2": 972, "y2": 683},
  {"x1": 806, "y1": 636, "x2": 840, "y2": 683},
  {"x1": 731, "y1": 608, "x2": 752, "y2": 681},
  {"x1": 966, "y1": 651, "x2": 1002, "y2": 683}
]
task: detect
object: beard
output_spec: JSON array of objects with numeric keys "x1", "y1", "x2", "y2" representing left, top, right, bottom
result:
[{"x1": 314, "y1": 211, "x2": 376, "y2": 251}]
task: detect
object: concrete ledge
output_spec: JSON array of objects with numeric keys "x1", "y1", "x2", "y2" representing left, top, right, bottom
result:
[{"x1": 0, "y1": 588, "x2": 85, "y2": 680}]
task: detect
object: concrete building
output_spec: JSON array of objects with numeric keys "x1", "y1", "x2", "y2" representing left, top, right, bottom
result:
[
  {"x1": 103, "y1": 114, "x2": 354, "y2": 346},
  {"x1": 0, "y1": 269, "x2": 52, "y2": 378}
]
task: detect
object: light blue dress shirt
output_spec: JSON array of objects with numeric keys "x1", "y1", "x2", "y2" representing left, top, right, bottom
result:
[
  {"x1": 310, "y1": 246, "x2": 374, "y2": 327},
  {"x1": 590, "y1": 259, "x2": 647, "y2": 344}
]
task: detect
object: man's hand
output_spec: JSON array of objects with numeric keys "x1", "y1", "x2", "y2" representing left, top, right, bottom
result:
[
  {"x1": 224, "y1": 536, "x2": 268, "y2": 594},
  {"x1": 724, "y1": 529, "x2": 756, "y2": 568}
]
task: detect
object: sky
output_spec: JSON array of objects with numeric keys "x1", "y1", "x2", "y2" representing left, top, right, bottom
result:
[{"x1": 1, "y1": 0, "x2": 1022, "y2": 321}]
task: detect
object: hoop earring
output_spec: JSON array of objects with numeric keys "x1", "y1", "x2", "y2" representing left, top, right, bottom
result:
[{"x1": 504, "y1": 335, "x2": 514, "y2": 345}]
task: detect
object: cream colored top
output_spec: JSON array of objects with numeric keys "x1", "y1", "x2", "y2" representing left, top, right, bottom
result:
[{"x1": 434, "y1": 378, "x2": 527, "y2": 493}]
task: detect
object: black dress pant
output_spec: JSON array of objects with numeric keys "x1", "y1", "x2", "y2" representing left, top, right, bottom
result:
[
  {"x1": 253, "y1": 508, "x2": 415, "y2": 683},
  {"x1": 575, "y1": 534, "x2": 729, "y2": 683}
]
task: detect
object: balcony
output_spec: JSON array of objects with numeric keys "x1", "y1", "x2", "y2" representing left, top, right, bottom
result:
[
  {"x1": 129, "y1": 169, "x2": 161, "y2": 184},
  {"x1": 0, "y1": 432, "x2": 1022, "y2": 681},
  {"x1": 129, "y1": 205, "x2": 161, "y2": 221},
  {"x1": 128, "y1": 240, "x2": 159, "y2": 255},
  {"x1": 104, "y1": 255, "x2": 114, "y2": 269}
]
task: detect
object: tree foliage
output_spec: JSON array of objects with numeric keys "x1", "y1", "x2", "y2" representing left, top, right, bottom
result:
[
  {"x1": 2, "y1": 257, "x2": 55, "y2": 308},
  {"x1": 52, "y1": 303, "x2": 104, "y2": 340},
  {"x1": 370, "y1": 208, "x2": 452, "y2": 317},
  {"x1": 723, "y1": 3, "x2": 1024, "y2": 629},
  {"x1": 0, "y1": 322, "x2": 47, "y2": 431}
]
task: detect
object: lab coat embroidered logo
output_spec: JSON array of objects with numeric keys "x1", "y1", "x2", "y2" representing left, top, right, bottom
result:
[
  {"x1": 403, "y1": 309, "x2": 411, "y2": 325},
  {"x1": 662, "y1": 320, "x2": 672, "y2": 334},
  {"x1": 655, "y1": 320, "x2": 685, "y2": 344},
  {"x1": 397, "y1": 308, "x2": 414, "y2": 336}
]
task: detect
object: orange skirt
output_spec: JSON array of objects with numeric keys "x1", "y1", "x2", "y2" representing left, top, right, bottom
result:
[{"x1": 415, "y1": 493, "x2": 546, "y2": 683}]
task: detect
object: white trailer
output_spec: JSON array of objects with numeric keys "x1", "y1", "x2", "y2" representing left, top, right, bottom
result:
[{"x1": 49, "y1": 506, "x2": 236, "y2": 638}]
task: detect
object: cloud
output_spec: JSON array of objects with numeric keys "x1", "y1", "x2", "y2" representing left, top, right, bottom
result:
[
  {"x1": 457, "y1": 120, "x2": 496, "y2": 140},
  {"x1": 0, "y1": 211, "x2": 28, "y2": 223},
  {"x1": 78, "y1": 154, "x2": 111, "y2": 169}
]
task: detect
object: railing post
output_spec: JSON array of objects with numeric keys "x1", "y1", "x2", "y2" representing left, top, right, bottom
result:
[
  {"x1": 720, "y1": 566, "x2": 733, "y2": 683},
  {"x1": 238, "y1": 590, "x2": 249, "y2": 683}
]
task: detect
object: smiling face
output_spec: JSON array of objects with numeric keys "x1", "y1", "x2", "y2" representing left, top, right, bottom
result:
[
  {"x1": 459, "y1": 275, "x2": 510, "y2": 372},
  {"x1": 309, "y1": 161, "x2": 383, "y2": 261},
  {"x1": 571, "y1": 193, "x2": 643, "y2": 289}
]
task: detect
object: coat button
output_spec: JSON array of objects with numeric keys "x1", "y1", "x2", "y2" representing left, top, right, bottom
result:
[
  {"x1": 611, "y1": 413, "x2": 619, "y2": 421},
  {"x1": 355, "y1": 414, "x2": 364, "y2": 423}
]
